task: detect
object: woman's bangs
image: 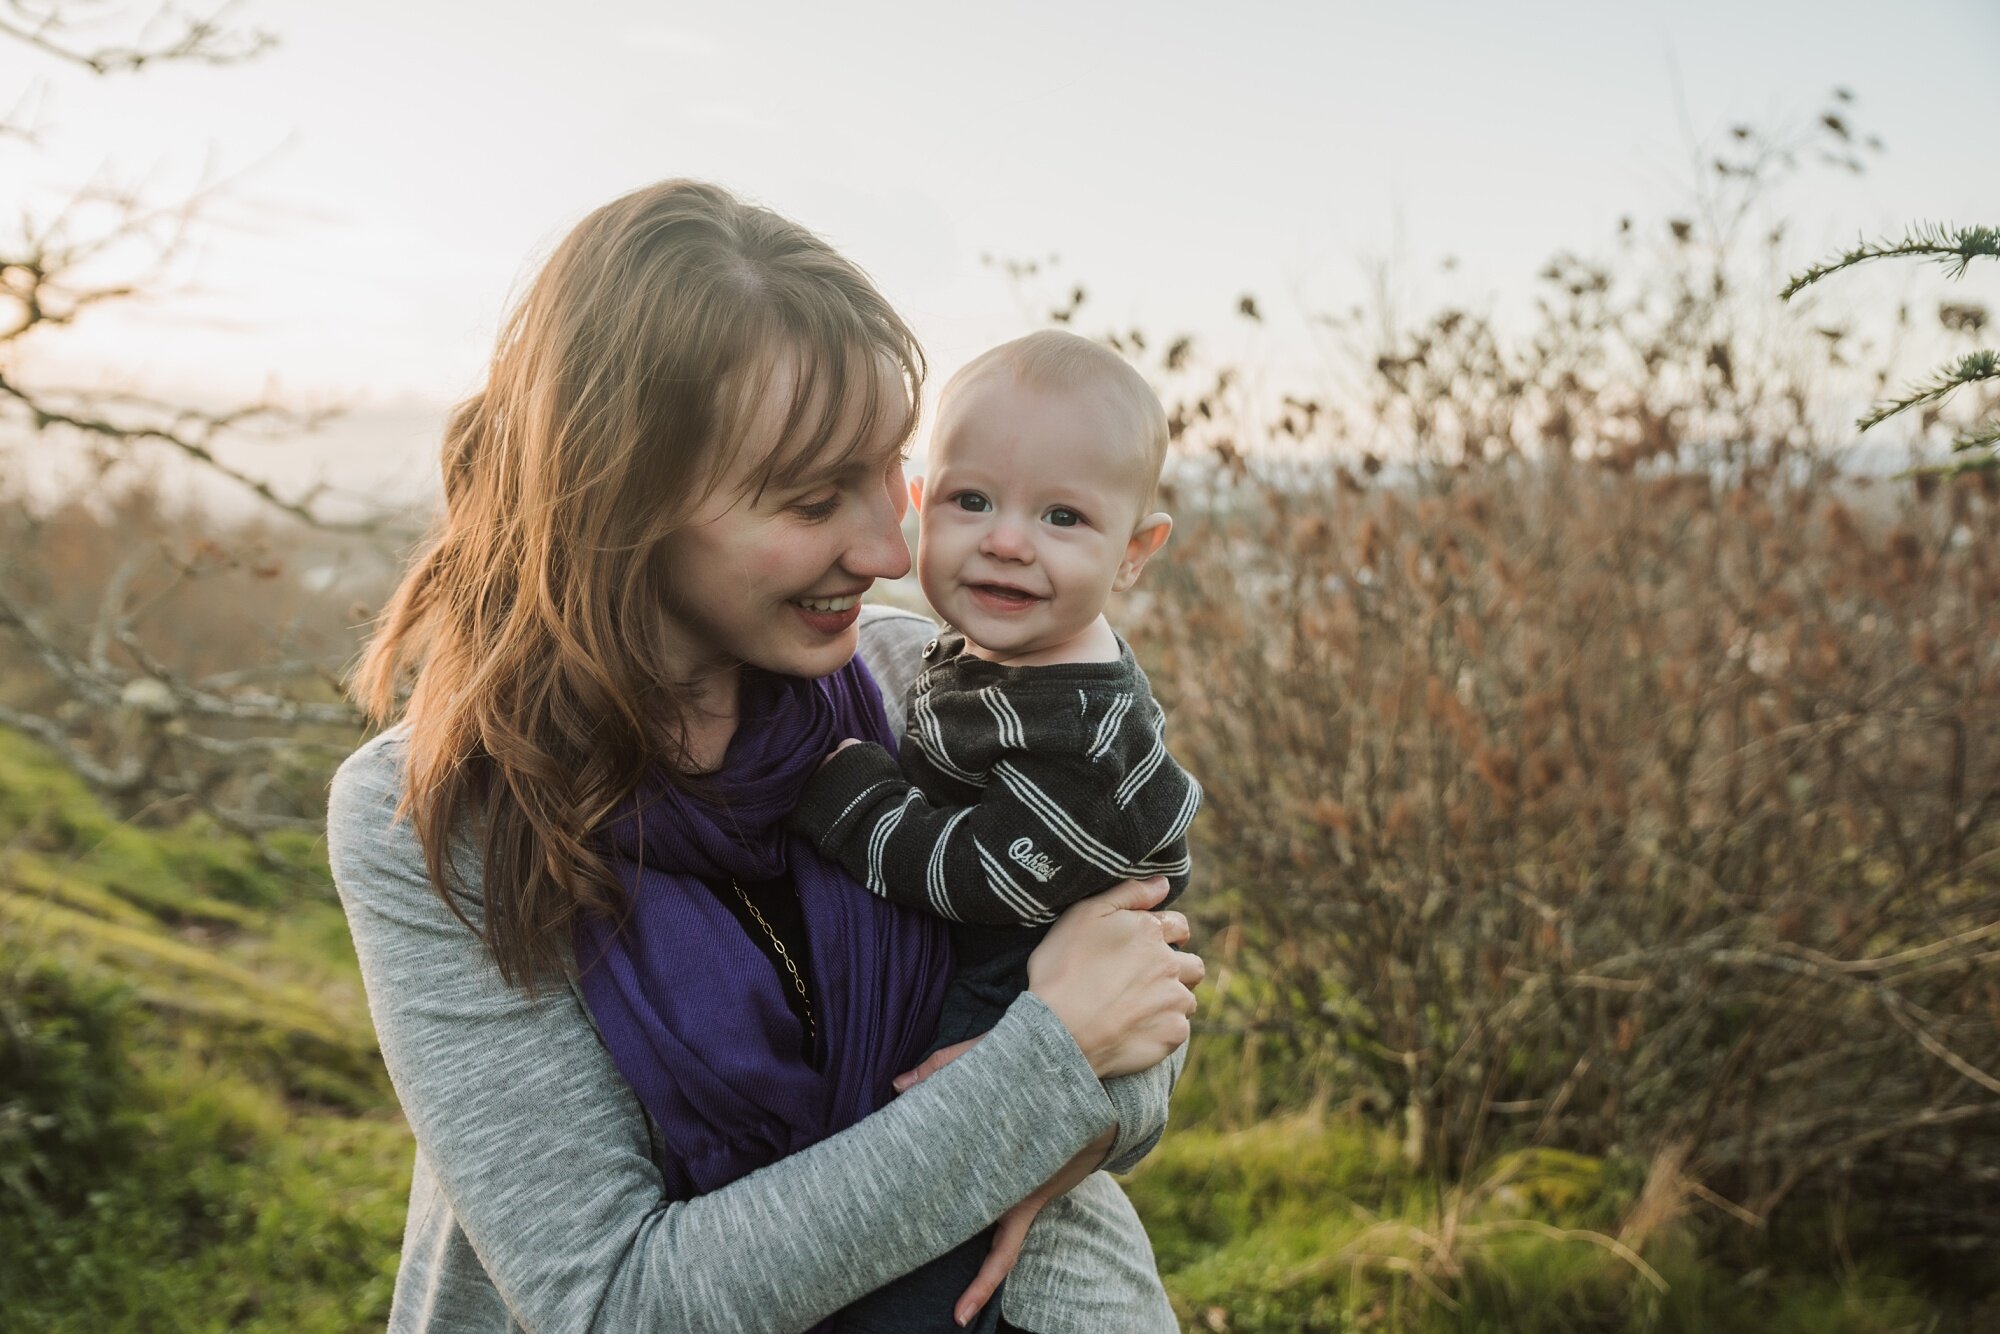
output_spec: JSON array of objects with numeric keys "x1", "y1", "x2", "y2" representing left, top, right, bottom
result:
[{"x1": 748, "y1": 330, "x2": 921, "y2": 498}]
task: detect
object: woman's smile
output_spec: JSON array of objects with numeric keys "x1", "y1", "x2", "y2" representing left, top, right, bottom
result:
[{"x1": 792, "y1": 591, "x2": 866, "y2": 635}]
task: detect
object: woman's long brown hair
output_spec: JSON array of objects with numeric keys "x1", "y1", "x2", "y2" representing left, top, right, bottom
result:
[{"x1": 351, "y1": 180, "x2": 924, "y2": 991}]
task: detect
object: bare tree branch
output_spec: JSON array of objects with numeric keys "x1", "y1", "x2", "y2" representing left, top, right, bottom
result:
[{"x1": 0, "y1": 0, "x2": 274, "y2": 76}]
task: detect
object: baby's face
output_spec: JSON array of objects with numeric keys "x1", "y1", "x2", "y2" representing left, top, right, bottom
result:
[{"x1": 918, "y1": 376, "x2": 1157, "y2": 660}]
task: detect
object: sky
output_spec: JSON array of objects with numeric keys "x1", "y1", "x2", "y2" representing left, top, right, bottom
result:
[{"x1": 3, "y1": 0, "x2": 1996, "y2": 509}]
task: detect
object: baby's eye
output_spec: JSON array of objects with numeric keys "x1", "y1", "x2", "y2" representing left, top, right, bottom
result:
[
  {"x1": 953, "y1": 492, "x2": 991, "y2": 513},
  {"x1": 1044, "y1": 506, "x2": 1084, "y2": 528}
]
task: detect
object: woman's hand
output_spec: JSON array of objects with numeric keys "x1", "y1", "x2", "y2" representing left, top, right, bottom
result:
[{"x1": 1028, "y1": 877, "x2": 1202, "y2": 1080}]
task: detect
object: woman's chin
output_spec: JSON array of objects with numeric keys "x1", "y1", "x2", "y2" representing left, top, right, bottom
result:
[{"x1": 752, "y1": 625, "x2": 859, "y2": 679}]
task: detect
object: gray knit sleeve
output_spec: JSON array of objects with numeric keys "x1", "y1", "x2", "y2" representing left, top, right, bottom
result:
[
  {"x1": 854, "y1": 603, "x2": 936, "y2": 744},
  {"x1": 327, "y1": 734, "x2": 1118, "y2": 1334}
]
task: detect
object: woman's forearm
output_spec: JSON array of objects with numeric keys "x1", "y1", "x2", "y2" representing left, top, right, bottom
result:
[{"x1": 613, "y1": 994, "x2": 1113, "y2": 1331}]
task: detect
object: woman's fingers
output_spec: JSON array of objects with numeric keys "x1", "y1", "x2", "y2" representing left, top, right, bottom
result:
[
  {"x1": 956, "y1": 1202, "x2": 1037, "y2": 1326},
  {"x1": 1176, "y1": 950, "x2": 1205, "y2": 989},
  {"x1": 891, "y1": 1036, "x2": 984, "y2": 1093},
  {"x1": 1028, "y1": 875, "x2": 1201, "y2": 1078},
  {"x1": 1090, "y1": 875, "x2": 1170, "y2": 913}
]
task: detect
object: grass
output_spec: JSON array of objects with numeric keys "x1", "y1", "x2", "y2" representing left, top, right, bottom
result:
[
  {"x1": 1131, "y1": 1041, "x2": 1987, "y2": 1332},
  {"x1": 0, "y1": 729, "x2": 408, "y2": 1331}
]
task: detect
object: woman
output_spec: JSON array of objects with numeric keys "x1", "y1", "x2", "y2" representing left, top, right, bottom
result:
[{"x1": 326, "y1": 179, "x2": 1202, "y2": 1333}]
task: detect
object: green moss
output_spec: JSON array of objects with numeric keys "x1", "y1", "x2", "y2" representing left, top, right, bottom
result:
[
  {"x1": 0, "y1": 727, "x2": 405, "y2": 1329},
  {"x1": 0, "y1": 1036, "x2": 409, "y2": 1332}
]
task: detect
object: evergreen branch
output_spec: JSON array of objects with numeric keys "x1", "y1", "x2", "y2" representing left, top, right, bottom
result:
[
  {"x1": 1951, "y1": 421, "x2": 2000, "y2": 455},
  {"x1": 1783, "y1": 223, "x2": 2000, "y2": 301},
  {"x1": 1905, "y1": 450, "x2": 1999, "y2": 480},
  {"x1": 1857, "y1": 350, "x2": 1999, "y2": 432}
]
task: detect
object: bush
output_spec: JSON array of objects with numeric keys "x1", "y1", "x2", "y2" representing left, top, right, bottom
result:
[{"x1": 1127, "y1": 259, "x2": 2000, "y2": 1277}]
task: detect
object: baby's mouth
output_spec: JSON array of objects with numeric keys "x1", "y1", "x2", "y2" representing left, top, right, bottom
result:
[{"x1": 969, "y1": 583, "x2": 1043, "y2": 608}]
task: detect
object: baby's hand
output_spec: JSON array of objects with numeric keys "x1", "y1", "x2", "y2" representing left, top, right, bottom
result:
[{"x1": 819, "y1": 737, "x2": 865, "y2": 769}]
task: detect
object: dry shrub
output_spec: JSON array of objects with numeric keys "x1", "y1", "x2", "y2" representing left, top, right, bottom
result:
[
  {"x1": 1109, "y1": 185, "x2": 2000, "y2": 1258},
  {"x1": 1133, "y1": 403, "x2": 2000, "y2": 1258},
  {"x1": 0, "y1": 475, "x2": 397, "y2": 827}
]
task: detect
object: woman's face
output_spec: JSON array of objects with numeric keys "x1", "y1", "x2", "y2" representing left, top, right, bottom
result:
[{"x1": 655, "y1": 360, "x2": 913, "y2": 687}]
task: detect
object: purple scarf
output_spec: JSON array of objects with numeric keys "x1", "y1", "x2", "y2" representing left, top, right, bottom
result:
[{"x1": 574, "y1": 658, "x2": 953, "y2": 1201}]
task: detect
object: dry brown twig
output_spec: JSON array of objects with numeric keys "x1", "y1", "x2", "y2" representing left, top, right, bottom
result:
[{"x1": 0, "y1": 1, "x2": 392, "y2": 838}]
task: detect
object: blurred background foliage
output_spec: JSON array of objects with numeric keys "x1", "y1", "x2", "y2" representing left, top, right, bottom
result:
[{"x1": 2, "y1": 3, "x2": 1996, "y2": 1332}]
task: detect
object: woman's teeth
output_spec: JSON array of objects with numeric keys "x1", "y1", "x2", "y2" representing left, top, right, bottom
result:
[{"x1": 796, "y1": 594, "x2": 860, "y2": 613}]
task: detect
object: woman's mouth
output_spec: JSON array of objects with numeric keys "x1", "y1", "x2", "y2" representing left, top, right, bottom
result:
[{"x1": 792, "y1": 592, "x2": 863, "y2": 634}]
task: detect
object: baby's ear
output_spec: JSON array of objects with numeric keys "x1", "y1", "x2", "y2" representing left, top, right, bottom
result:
[
  {"x1": 908, "y1": 474, "x2": 926, "y2": 513},
  {"x1": 1114, "y1": 513, "x2": 1173, "y2": 592}
]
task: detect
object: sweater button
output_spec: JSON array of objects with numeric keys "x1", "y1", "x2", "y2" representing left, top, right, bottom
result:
[{"x1": 923, "y1": 638, "x2": 940, "y2": 659}]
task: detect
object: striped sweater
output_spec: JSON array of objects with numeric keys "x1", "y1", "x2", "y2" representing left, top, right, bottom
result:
[{"x1": 790, "y1": 631, "x2": 1199, "y2": 939}]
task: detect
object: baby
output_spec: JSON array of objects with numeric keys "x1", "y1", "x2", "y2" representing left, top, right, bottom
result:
[{"x1": 789, "y1": 328, "x2": 1200, "y2": 1330}]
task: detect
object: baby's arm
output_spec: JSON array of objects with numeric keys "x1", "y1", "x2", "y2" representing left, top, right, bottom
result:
[{"x1": 788, "y1": 739, "x2": 1196, "y2": 926}]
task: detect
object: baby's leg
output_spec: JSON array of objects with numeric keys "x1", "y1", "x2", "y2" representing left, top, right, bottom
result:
[{"x1": 838, "y1": 947, "x2": 1040, "y2": 1331}]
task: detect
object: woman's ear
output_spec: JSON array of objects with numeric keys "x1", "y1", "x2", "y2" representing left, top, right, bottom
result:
[
  {"x1": 908, "y1": 474, "x2": 926, "y2": 513},
  {"x1": 1113, "y1": 513, "x2": 1173, "y2": 592}
]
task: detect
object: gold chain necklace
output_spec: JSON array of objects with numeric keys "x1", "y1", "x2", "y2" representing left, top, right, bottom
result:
[{"x1": 730, "y1": 880, "x2": 815, "y2": 1042}]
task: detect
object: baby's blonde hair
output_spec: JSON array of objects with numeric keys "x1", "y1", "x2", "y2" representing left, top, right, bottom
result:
[{"x1": 939, "y1": 329, "x2": 1169, "y2": 511}]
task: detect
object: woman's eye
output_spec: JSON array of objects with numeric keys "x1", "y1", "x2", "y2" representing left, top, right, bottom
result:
[
  {"x1": 792, "y1": 493, "x2": 841, "y2": 521},
  {"x1": 1045, "y1": 506, "x2": 1083, "y2": 528},
  {"x1": 953, "y1": 492, "x2": 991, "y2": 513}
]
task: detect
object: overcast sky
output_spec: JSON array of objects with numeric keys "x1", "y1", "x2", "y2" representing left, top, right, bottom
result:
[{"x1": 5, "y1": 0, "x2": 1996, "y2": 505}]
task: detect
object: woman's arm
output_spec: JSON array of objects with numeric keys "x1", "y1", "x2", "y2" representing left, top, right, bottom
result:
[
  {"x1": 1101, "y1": 1043, "x2": 1186, "y2": 1172},
  {"x1": 329, "y1": 736, "x2": 1125, "y2": 1334}
]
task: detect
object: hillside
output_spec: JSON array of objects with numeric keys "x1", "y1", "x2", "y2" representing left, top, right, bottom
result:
[
  {"x1": 0, "y1": 730, "x2": 407, "y2": 1331},
  {"x1": 1, "y1": 726, "x2": 1986, "y2": 1332}
]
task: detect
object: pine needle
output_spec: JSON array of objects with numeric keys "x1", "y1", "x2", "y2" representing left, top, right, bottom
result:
[
  {"x1": 1783, "y1": 224, "x2": 2000, "y2": 300},
  {"x1": 1857, "y1": 349, "x2": 1999, "y2": 432}
]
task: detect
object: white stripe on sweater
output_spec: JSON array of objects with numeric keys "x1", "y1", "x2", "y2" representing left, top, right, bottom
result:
[
  {"x1": 1086, "y1": 693, "x2": 1133, "y2": 761},
  {"x1": 974, "y1": 838, "x2": 1057, "y2": 923},
  {"x1": 915, "y1": 690, "x2": 986, "y2": 786},
  {"x1": 830, "y1": 779, "x2": 902, "y2": 837},
  {"x1": 981, "y1": 686, "x2": 1028, "y2": 750},
  {"x1": 993, "y1": 760, "x2": 1141, "y2": 879},
  {"x1": 865, "y1": 790, "x2": 922, "y2": 896},
  {"x1": 1146, "y1": 780, "x2": 1203, "y2": 857},
  {"x1": 926, "y1": 807, "x2": 975, "y2": 919},
  {"x1": 1114, "y1": 714, "x2": 1169, "y2": 809}
]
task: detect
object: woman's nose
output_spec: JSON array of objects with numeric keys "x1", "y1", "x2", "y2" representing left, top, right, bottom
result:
[{"x1": 843, "y1": 479, "x2": 913, "y2": 581}]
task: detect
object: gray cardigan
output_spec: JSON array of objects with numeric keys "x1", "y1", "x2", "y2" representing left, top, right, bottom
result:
[{"x1": 324, "y1": 606, "x2": 1181, "y2": 1333}]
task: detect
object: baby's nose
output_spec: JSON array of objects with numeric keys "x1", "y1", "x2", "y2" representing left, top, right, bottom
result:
[{"x1": 980, "y1": 518, "x2": 1034, "y2": 561}]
